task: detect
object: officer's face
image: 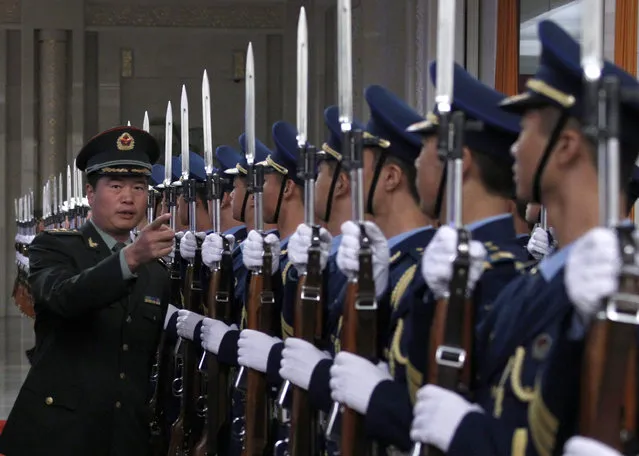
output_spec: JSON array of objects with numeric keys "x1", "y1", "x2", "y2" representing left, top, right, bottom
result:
[
  {"x1": 513, "y1": 111, "x2": 548, "y2": 202},
  {"x1": 415, "y1": 135, "x2": 443, "y2": 218},
  {"x1": 231, "y1": 176, "x2": 248, "y2": 222},
  {"x1": 87, "y1": 176, "x2": 147, "y2": 235}
]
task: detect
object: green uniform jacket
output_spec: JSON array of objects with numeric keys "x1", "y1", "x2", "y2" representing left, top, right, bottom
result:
[{"x1": 0, "y1": 222, "x2": 170, "y2": 456}]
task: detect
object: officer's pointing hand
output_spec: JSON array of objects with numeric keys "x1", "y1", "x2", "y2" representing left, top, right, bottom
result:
[{"x1": 124, "y1": 213, "x2": 175, "y2": 271}]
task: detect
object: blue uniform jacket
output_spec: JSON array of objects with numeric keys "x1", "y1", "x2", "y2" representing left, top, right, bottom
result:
[
  {"x1": 446, "y1": 245, "x2": 574, "y2": 456},
  {"x1": 307, "y1": 227, "x2": 434, "y2": 414},
  {"x1": 363, "y1": 215, "x2": 529, "y2": 451}
]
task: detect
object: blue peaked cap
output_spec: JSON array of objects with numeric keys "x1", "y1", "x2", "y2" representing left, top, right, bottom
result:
[
  {"x1": 318, "y1": 105, "x2": 366, "y2": 162},
  {"x1": 259, "y1": 120, "x2": 304, "y2": 185},
  {"x1": 233, "y1": 133, "x2": 272, "y2": 176},
  {"x1": 409, "y1": 61, "x2": 521, "y2": 162},
  {"x1": 175, "y1": 151, "x2": 208, "y2": 182},
  {"x1": 216, "y1": 145, "x2": 243, "y2": 172},
  {"x1": 500, "y1": 20, "x2": 639, "y2": 146},
  {"x1": 364, "y1": 85, "x2": 424, "y2": 164},
  {"x1": 150, "y1": 164, "x2": 165, "y2": 186}
]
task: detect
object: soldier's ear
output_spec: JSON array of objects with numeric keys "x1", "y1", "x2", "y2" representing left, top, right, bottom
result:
[{"x1": 335, "y1": 170, "x2": 349, "y2": 197}]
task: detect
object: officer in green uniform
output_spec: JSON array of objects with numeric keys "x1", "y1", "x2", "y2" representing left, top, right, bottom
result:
[{"x1": 0, "y1": 126, "x2": 176, "y2": 456}]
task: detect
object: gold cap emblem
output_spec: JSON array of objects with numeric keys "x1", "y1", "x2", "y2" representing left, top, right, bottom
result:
[{"x1": 116, "y1": 132, "x2": 135, "y2": 151}]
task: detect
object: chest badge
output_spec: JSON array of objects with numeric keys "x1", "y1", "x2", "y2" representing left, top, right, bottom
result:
[
  {"x1": 88, "y1": 237, "x2": 99, "y2": 248},
  {"x1": 144, "y1": 296, "x2": 161, "y2": 306},
  {"x1": 532, "y1": 333, "x2": 552, "y2": 361}
]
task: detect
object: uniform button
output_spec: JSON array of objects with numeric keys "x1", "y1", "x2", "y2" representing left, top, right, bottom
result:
[
  {"x1": 126, "y1": 315, "x2": 132, "y2": 323},
  {"x1": 120, "y1": 372, "x2": 126, "y2": 380},
  {"x1": 122, "y1": 344, "x2": 129, "y2": 351},
  {"x1": 45, "y1": 396, "x2": 53, "y2": 405},
  {"x1": 115, "y1": 401, "x2": 121, "y2": 408}
]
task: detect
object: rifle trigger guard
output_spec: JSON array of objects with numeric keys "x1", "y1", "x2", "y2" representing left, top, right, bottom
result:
[
  {"x1": 300, "y1": 287, "x2": 321, "y2": 303},
  {"x1": 435, "y1": 345, "x2": 467, "y2": 369},
  {"x1": 355, "y1": 293, "x2": 377, "y2": 311}
]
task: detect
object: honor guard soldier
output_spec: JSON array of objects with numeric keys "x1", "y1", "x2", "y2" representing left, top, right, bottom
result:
[
  {"x1": 267, "y1": 105, "x2": 362, "y2": 396},
  {"x1": 232, "y1": 120, "x2": 310, "y2": 399},
  {"x1": 328, "y1": 62, "x2": 529, "y2": 452},
  {"x1": 0, "y1": 126, "x2": 175, "y2": 456},
  {"x1": 409, "y1": 20, "x2": 639, "y2": 456},
  {"x1": 277, "y1": 85, "x2": 434, "y2": 451}
]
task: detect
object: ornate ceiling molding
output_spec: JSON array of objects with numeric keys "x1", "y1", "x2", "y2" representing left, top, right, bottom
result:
[
  {"x1": 85, "y1": 3, "x2": 286, "y2": 29},
  {"x1": 0, "y1": 0, "x2": 20, "y2": 24}
]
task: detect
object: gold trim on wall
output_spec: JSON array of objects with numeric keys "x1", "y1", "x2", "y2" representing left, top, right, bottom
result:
[{"x1": 85, "y1": 3, "x2": 285, "y2": 29}]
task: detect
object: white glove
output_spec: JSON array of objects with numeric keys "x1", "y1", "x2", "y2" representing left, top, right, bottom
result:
[
  {"x1": 237, "y1": 329, "x2": 282, "y2": 373},
  {"x1": 329, "y1": 352, "x2": 392, "y2": 414},
  {"x1": 179, "y1": 231, "x2": 203, "y2": 261},
  {"x1": 176, "y1": 309, "x2": 205, "y2": 340},
  {"x1": 242, "y1": 230, "x2": 281, "y2": 273},
  {"x1": 201, "y1": 232, "x2": 235, "y2": 269},
  {"x1": 200, "y1": 317, "x2": 235, "y2": 354},
  {"x1": 411, "y1": 384, "x2": 483, "y2": 452},
  {"x1": 280, "y1": 337, "x2": 331, "y2": 390},
  {"x1": 337, "y1": 221, "x2": 390, "y2": 297},
  {"x1": 527, "y1": 226, "x2": 554, "y2": 260},
  {"x1": 422, "y1": 226, "x2": 487, "y2": 299},
  {"x1": 563, "y1": 437, "x2": 622, "y2": 456},
  {"x1": 566, "y1": 227, "x2": 626, "y2": 324},
  {"x1": 289, "y1": 223, "x2": 333, "y2": 275}
]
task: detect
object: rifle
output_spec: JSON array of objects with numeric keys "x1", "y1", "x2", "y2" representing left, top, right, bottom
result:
[
  {"x1": 409, "y1": 3, "x2": 477, "y2": 455},
  {"x1": 192, "y1": 69, "x2": 235, "y2": 456},
  {"x1": 169, "y1": 86, "x2": 206, "y2": 455},
  {"x1": 238, "y1": 42, "x2": 277, "y2": 456},
  {"x1": 323, "y1": 2, "x2": 377, "y2": 454},
  {"x1": 578, "y1": 6, "x2": 639, "y2": 449},
  {"x1": 274, "y1": 8, "x2": 324, "y2": 455}
]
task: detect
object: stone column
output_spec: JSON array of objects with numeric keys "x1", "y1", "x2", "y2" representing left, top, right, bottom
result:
[{"x1": 38, "y1": 29, "x2": 67, "y2": 185}]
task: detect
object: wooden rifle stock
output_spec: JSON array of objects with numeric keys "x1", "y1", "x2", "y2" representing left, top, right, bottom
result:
[
  {"x1": 580, "y1": 226, "x2": 639, "y2": 451},
  {"x1": 148, "y1": 331, "x2": 171, "y2": 455},
  {"x1": 194, "y1": 240, "x2": 234, "y2": 455},
  {"x1": 244, "y1": 244, "x2": 275, "y2": 456},
  {"x1": 168, "y1": 261, "x2": 203, "y2": 454},
  {"x1": 340, "y1": 231, "x2": 378, "y2": 456},
  {"x1": 417, "y1": 228, "x2": 473, "y2": 456},
  {"x1": 290, "y1": 237, "x2": 324, "y2": 455}
]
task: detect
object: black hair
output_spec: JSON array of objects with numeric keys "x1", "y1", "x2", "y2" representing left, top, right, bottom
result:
[
  {"x1": 371, "y1": 147, "x2": 420, "y2": 204},
  {"x1": 469, "y1": 149, "x2": 515, "y2": 199}
]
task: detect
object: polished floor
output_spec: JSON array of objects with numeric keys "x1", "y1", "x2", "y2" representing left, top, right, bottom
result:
[{"x1": 0, "y1": 316, "x2": 35, "y2": 420}]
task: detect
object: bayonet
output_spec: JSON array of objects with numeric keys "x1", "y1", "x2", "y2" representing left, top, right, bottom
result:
[
  {"x1": 58, "y1": 172, "x2": 63, "y2": 216},
  {"x1": 296, "y1": 7, "x2": 309, "y2": 148},
  {"x1": 245, "y1": 43, "x2": 256, "y2": 168},
  {"x1": 181, "y1": 85, "x2": 190, "y2": 184},
  {"x1": 202, "y1": 70, "x2": 214, "y2": 177},
  {"x1": 143, "y1": 111, "x2": 150, "y2": 133},
  {"x1": 164, "y1": 101, "x2": 174, "y2": 188},
  {"x1": 53, "y1": 176, "x2": 58, "y2": 219}
]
